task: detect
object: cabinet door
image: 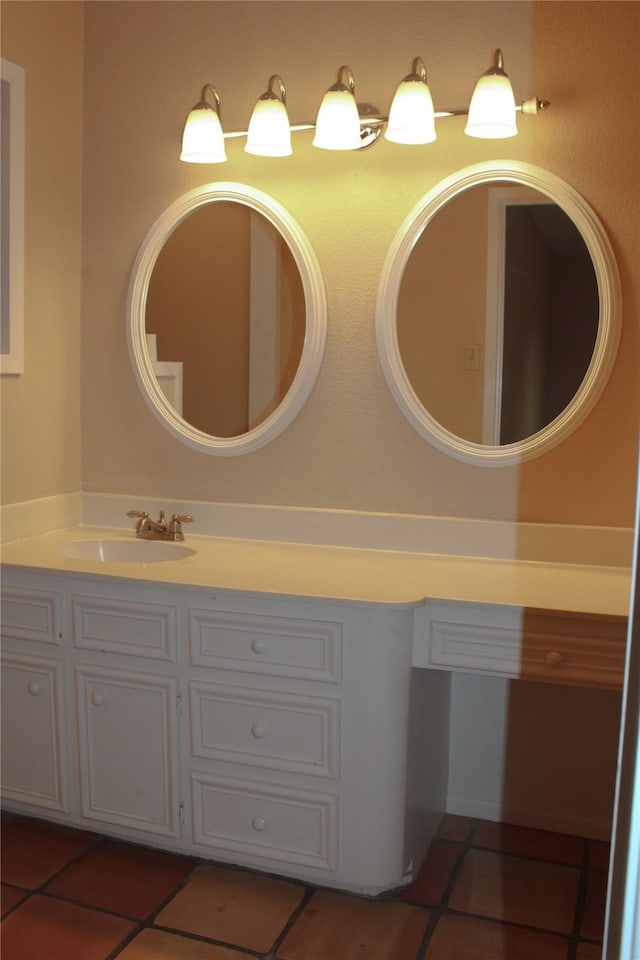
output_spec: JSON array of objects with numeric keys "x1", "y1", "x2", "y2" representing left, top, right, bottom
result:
[
  {"x1": 76, "y1": 666, "x2": 179, "y2": 838},
  {"x1": 1, "y1": 654, "x2": 67, "y2": 811}
]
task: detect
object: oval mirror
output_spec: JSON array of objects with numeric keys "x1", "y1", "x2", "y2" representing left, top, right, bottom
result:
[
  {"x1": 376, "y1": 162, "x2": 621, "y2": 465},
  {"x1": 127, "y1": 182, "x2": 326, "y2": 455}
]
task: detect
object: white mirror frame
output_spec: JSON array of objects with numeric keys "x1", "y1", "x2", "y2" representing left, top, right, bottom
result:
[
  {"x1": 376, "y1": 161, "x2": 622, "y2": 466},
  {"x1": 127, "y1": 182, "x2": 326, "y2": 455}
]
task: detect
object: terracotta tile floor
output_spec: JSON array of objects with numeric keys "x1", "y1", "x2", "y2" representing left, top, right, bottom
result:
[{"x1": 0, "y1": 812, "x2": 608, "y2": 959}]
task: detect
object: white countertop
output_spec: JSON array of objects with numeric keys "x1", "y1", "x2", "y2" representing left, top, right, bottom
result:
[{"x1": 0, "y1": 525, "x2": 632, "y2": 615}]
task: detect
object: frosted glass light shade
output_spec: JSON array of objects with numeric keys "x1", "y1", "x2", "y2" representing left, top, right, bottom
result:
[
  {"x1": 246, "y1": 96, "x2": 292, "y2": 156},
  {"x1": 180, "y1": 105, "x2": 227, "y2": 163},
  {"x1": 465, "y1": 67, "x2": 517, "y2": 138},
  {"x1": 313, "y1": 87, "x2": 362, "y2": 151},
  {"x1": 385, "y1": 78, "x2": 436, "y2": 144}
]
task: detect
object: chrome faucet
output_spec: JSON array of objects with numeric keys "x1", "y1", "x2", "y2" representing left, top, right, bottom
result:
[{"x1": 126, "y1": 510, "x2": 193, "y2": 542}]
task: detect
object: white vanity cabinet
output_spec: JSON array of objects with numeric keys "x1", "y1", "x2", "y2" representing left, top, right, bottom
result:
[
  {"x1": 0, "y1": 567, "x2": 448, "y2": 894},
  {"x1": 1, "y1": 574, "x2": 183, "y2": 842},
  {"x1": 70, "y1": 589, "x2": 181, "y2": 838},
  {"x1": 1, "y1": 584, "x2": 67, "y2": 813},
  {"x1": 185, "y1": 604, "x2": 343, "y2": 876},
  {"x1": 180, "y1": 591, "x2": 446, "y2": 891}
]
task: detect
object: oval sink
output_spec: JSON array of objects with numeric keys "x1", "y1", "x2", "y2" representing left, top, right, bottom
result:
[{"x1": 60, "y1": 539, "x2": 196, "y2": 563}]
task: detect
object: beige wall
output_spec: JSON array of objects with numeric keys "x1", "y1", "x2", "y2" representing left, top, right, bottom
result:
[
  {"x1": 0, "y1": 1, "x2": 83, "y2": 505},
  {"x1": 3, "y1": 1, "x2": 638, "y2": 528}
]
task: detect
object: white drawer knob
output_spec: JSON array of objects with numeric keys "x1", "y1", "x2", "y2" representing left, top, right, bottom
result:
[
  {"x1": 250, "y1": 638, "x2": 266, "y2": 654},
  {"x1": 544, "y1": 650, "x2": 563, "y2": 667},
  {"x1": 251, "y1": 816, "x2": 267, "y2": 832},
  {"x1": 27, "y1": 682, "x2": 41, "y2": 696},
  {"x1": 90, "y1": 692, "x2": 105, "y2": 707},
  {"x1": 251, "y1": 723, "x2": 268, "y2": 739}
]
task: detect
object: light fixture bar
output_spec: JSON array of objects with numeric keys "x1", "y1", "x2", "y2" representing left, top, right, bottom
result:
[
  {"x1": 180, "y1": 51, "x2": 550, "y2": 161},
  {"x1": 217, "y1": 98, "x2": 549, "y2": 141}
]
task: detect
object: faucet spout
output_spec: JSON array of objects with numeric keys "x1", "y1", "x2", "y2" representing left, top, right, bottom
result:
[{"x1": 126, "y1": 510, "x2": 193, "y2": 541}]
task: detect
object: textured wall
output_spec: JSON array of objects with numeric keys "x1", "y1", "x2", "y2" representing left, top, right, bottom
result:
[
  {"x1": 0, "y1": 2, "x2": 83, "y2": 504},
  {"x1": 4, "y1": 1, "x2": 638, "y2": 527}
]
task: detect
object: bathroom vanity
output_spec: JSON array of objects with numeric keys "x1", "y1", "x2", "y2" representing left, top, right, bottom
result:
[{"x1": 0, "y1": 523, "x2": 630, "y2": 893}]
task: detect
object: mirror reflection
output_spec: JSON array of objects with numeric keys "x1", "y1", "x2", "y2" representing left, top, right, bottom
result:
[
  {"x1": 145, "y1": 201, "x2": 305, "y2": 438},
  {"x1": 397, "y1": 183, "x2": 598, "y2": 445}
]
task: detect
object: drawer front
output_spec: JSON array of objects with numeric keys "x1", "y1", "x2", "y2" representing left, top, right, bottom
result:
[
  {"x1": 1, "y1": 587, "x2": 63, "y2": 645},
  {"x1": 191, "y1": 771, "x2": 337, "y2": 871},
  {"x1": 414, "y1": 601, "x2": 626, "y2": 689},
  {"x1": 72, "y1": 595, "x2": 177, "y2": 661},
  {"x1": 190, "y1": 682, "x2": 340, "y2": 778},
  {"x1": 189, "y1": 610, "x2": 342, "y2": 682}
]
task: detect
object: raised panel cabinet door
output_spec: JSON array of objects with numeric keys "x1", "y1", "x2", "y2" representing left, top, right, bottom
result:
[
  {"x1": 75, "y1": 665, "x2": 179, "y2": 837},
  {"x1": 1, "y1": 654, "x2": 67, "y2": 811}
]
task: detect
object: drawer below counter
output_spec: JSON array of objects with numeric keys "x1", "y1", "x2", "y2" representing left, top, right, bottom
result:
[{"x1": 413, "y1": 600, "x2": 627, "y2": 690}]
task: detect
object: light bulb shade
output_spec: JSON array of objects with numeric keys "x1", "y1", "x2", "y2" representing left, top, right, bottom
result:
[
  {"x1": 385, "y1": 78, "x2": 436, "y2": 144},
  {"x1": 465, "y1": 51, "x2": 517, "y2": 139},
  {"x1": 180, "y1": 104, "x2": 227, "y2": 163},
  {"x1": 245, "y1": 96, "x2": 292, "y2": 156},
  {"x1": 313, "y1": 70, "x2": 362, "y2": 150}
]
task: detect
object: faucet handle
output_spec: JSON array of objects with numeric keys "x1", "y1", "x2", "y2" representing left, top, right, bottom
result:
[
  {"x1": 126, "y1": 510, "x2": 149, "y2": 519},
  {"x1": 168, "y1": 514, "x2": 193, "y2": 541},
  {"x1": 171, "y1": 514, "x2": 193, "y2": 524}
]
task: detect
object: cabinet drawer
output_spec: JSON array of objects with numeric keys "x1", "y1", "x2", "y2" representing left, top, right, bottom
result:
[
  {"x1": 1, "y1": 587, "x2": 63, "y2": 645},
  {"x1": 72, "y1": 595, "x2": 177, "y2": 661},
  {"x1": 413, "y1": 600, "x2": 626, "y2": 690},
  {"x1": 189, "y1": 610, "x2": 342, "y2": 682},
  {"x1": 191, "y1": 771, "x2": 337, "y2": 871},
  {"x1": 190, "y1": 682, "x2": 339, "y2": 778}
]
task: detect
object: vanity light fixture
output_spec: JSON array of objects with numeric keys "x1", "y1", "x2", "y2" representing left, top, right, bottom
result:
[
  {"x1": 245, "y1": 74, "x2": 292, "y2": 156},
  {"x1": 464, "y1": 49, "x2": 517, "y2": 139},
  {"x1": 385, "y1": 57, "x2": 436, "y2": 145},
  {"x1": 179, "y1": 49, "x2": 549, "y2": 161},
  {"x1": 180, "y1": 83, "x2": 227, "y2": 163},
  {"x1": 312, "y1": 66, "x2": 363, "y2": 151}
]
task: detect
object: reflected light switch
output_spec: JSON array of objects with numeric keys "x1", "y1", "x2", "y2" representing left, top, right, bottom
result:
[{"x1": 464, "y1": 344, "x2": 481, "y2": 370}]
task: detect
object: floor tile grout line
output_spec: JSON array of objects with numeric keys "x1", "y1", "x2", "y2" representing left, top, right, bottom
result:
[
  {"x1": 571, "y1": 834, "x2": 595, "y2": 946},
  {"x1": 414, "y1": 904, "x2": 441, "y2": 960},
  {"x1": 1, "y1": 822, "x2": 105, "y2": 894},
  {"x1": 414, "y1": 817, "x2": 479, "y2": 958},
  {"x1": 0, "y1": 888, "x2": 31, "y2": 922},
  {"x1": 468, "y1": 842, "x2": 586, "y2": 869},
  {"x1": 142, "y1": 857, "x2": 207, "y2": 923},
  {"x1": 263, "y1": 885, "x2": 317, "y2": 960},
  {"x1": 442, "y1": 905, "x2": 583, "y2": 943},
  {"x1": 145, "y1": 920, "x2": 267, "y2": 958},
  {"x1": 435, "y1": 817, "x2": 478, "y2": 903},
  {"x1": 104, "y1": 919, "x2": 146, "y2": 960}
]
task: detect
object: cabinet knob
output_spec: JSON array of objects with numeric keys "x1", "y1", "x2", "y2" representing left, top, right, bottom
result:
[
  {"x1": 251, "y1": 816, "x2": 268, "y2": 832},
  {"x1": 90, "y1": 692, "x2": 105, "y2": 707},
  {"x1": 27, "y1": 682, "x2": 41, "y2": 696},
  {"x1": 251, "y1": 723, "x2": 268, "y2": 739},
  {"x1": 544, "y1": 650, "x2": 564, "y2": 667},
  {"x1": 250, "y1": 638, "x2": 266, "y2": 654}
]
